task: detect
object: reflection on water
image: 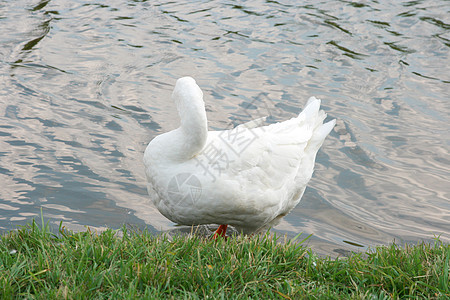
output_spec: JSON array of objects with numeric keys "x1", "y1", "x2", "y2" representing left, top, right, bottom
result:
[{"x1": 0, "y1": 0, "x2": 448, "y2": 256}]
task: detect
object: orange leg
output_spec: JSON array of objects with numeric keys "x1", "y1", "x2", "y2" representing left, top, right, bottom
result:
[{"x1": 212, "y1": 224, "x2": 228, "y2": 240}]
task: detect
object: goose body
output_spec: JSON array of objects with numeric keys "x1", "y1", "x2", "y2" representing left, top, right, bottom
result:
[{"x1": 144, "y1": 77, "x2": 335, "y2": 234}]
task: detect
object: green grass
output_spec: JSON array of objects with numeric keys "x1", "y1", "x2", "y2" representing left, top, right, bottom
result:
[{"x1": 0, "y1": 220, "x2": 448, "y2": 299}]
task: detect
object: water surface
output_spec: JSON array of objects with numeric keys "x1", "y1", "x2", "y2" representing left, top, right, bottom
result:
[{"x1": 0, "y1": 0, "x2": 449, "y2": 256}]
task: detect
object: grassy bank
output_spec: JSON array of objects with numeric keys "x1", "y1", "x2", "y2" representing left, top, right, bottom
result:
[{"x1": 1, "y1": 220, "x2": 448, "y2": 299}]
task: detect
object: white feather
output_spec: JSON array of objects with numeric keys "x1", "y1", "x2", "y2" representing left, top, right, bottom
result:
[{"x1": 144, "y1": 77, "x2": 335, "y2": 234}]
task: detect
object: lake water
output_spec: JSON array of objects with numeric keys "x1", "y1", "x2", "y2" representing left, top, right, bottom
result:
[{"x1": 0, "y1": 0, "x2": 448, "y2": 257}]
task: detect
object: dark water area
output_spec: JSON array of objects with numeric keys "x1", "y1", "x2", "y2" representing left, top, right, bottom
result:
[{"x1": 0, "y1": 0, "x2": 449, "y2": 257}]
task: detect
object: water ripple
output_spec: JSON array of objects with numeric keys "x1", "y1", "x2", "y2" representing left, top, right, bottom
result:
[{"x1": 0, "y1": 0, "x2": 448, "y2": 254}]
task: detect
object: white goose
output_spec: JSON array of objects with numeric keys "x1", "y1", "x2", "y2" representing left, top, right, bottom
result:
[{"x1": 144, "y1": 77, "x2": 335, "y2": 237}]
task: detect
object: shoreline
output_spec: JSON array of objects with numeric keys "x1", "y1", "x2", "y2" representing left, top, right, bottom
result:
[{"x1": 1, "y1": 220, "x2": 448, "y2": 298}]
